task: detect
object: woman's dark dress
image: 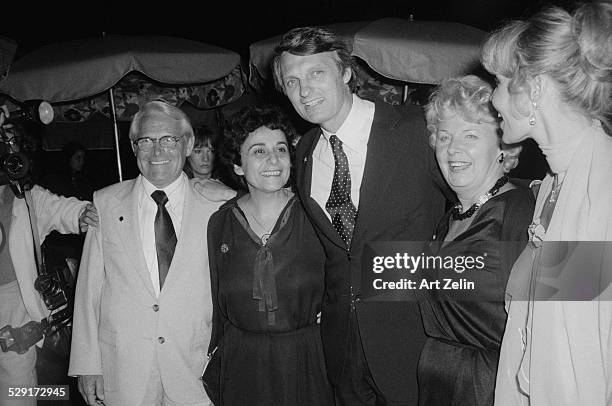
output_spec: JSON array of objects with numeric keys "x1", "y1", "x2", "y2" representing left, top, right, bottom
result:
[
  {"x1": 207, "y1": 195, "x2": 334, "y2": 406},
  {"x1": 418, "y1": 186, "x2": 535, "y2": 406}
]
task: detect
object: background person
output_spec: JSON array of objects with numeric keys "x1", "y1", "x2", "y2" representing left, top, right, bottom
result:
[
  {"x1": 183, "y1": 126, "x2": 236, "y2": 203},
  {"x1": 272, "y1": 27, "x2": 448, "y2": 405},
  {"x1": 41, "y1": 141, "x2": 96, "y2": 266},
  {"x1": 69, "y1": 101, "x2": 220, "y2": 406},
  {"x1": 482, "y1": 2, "x2": 612, "y2": 404},
  {"x1": 417, "y1": 75, "x2": 534, "y2": 405},
  {"x1": 206, "y1": 105, "x2": 333, "y2": 405},
  {"x1": 41, "y1": 141, "x2": 94, "y2": 202}
]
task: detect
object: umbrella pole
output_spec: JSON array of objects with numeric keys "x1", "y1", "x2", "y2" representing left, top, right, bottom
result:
[
  {"x1": 402, "y1": 84, "x2": 409, "y2": 104},
  {"x1": 108, "y1": 87, "x2": 123, "y2": 182}
]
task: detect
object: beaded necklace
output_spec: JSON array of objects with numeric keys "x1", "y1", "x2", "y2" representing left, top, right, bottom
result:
[{"x1": 452, "y1": 175, "x2": 509, "y2": 221}]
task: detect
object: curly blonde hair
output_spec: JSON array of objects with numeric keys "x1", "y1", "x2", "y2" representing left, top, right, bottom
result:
[{"x1": 425, "y1": 75, "x2": 521, "y2": 173}]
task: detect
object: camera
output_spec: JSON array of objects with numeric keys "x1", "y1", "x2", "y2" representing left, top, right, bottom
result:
[
  {"x1": 0, "y1": 321, "x2": 44, "y2": 354},
  {"x1": 0, "y1": 136, "x2": 30, "y2": 184},
  {"x1": 0, "y1": 125, "x2": 31, "y2": 190},
  {"x1": 0, "y1": 307, "x2": 72, "y2": 354},
  {"x1": 35, "y1": 273, "x2": 70, "y2": 311},
  {"x1": 0, "y1": 100, "x2": 53, "y2": 186},
  {"x1": 0, "y1": 254, "x2": 74, "y2": 355}
]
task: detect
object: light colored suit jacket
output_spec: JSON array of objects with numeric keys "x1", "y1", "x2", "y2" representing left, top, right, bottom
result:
[
  {"x1": 69, "y1": 176, "x2": 218, "y2": 406},
  {"x1": 1, "y1": 185, "x2": 86, "y2": 323}
]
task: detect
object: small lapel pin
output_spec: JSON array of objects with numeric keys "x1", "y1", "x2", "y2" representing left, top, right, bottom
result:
[
  {"x1": 221, "y1": 243, "x2": 229, "y2": 253},
  {"x1": 119, "y1": 216, "x2": 124, "y2": 222},
  {"x1": 303, "y1": 157, "x2": 308, "y2": 164}
]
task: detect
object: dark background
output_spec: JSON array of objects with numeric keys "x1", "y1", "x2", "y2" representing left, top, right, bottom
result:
[
  {"x1": 4, "y1": 0, "x2": 575, "y2": 60},
  {"x1": 2, "y1": 0, "x2": 576, "y2": 187}
]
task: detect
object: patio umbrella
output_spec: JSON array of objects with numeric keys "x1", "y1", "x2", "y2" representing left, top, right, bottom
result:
[
  {"x1": 0, "y1": 34, "x2": 241, "y2": 181},
  {"x1": 352, "y1": 18, "x2": 487, "y2": 85}
]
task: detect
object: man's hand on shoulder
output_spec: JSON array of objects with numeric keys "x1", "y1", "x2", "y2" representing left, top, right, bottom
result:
[
  {"x1": 78, "y1": 374, "x2": 105, "y2": 405},
  {"x1": 79, "y1": 203, "x2": 99, "y2": 233}
]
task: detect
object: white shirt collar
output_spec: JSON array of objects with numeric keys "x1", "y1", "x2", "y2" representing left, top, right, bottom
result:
[
  {"x1": 139, "y1": 172, "x2": 187, "y2": 211},
  {"x1": 321, "y1": 94, "x2": 372, "y2": 151}
]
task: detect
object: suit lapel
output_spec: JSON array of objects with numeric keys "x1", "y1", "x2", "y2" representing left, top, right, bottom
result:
[
  {"x1": 297, "y1": 129, "x2": 346, "y2": 249},
  {"x1": 112, "y1": 178, "x2": 156, "y2": 297},
  {"x1": 353, "y1": 105, "x2": 405, "y2": 244}
]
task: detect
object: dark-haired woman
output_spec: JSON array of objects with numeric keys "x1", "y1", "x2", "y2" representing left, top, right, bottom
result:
[
  {"x1": 206, "y1": 106, "x2": 333, "y2": 405},
  {"x1": 42, "y1": 141, "x2": 94, "y2": 201},
  {"x1": 184, "y1": 125, "x2": 236, "y2": 203}
]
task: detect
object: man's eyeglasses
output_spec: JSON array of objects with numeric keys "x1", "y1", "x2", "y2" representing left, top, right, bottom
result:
[{"x1": 133, "y1": 135, "x2": 183, "y2": 151}]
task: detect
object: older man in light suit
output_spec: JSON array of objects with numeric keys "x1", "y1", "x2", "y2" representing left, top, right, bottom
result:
[{"x1": 69, "y1": 101, "x2": 219, "y2": 406}]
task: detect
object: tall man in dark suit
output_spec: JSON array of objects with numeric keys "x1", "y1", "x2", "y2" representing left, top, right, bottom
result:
[{"x1": 272, "y1": 27, "x2": 447, "y2": 405}]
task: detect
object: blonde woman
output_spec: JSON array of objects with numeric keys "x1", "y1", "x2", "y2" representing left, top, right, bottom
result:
[
  {"x1": 482, "y1": 2, "x2": 612, "y2": 404},
  {"x1": 418, "y1": 75, "x2": 534, "y2": 405}
]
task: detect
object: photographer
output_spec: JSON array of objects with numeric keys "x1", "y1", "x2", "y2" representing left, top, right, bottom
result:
[{"x1": 0, "y1": 105, "x2": 97, "y2": 406}]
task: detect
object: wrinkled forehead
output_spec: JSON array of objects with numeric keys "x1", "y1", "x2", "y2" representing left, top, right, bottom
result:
[{"x1": 437, "y1": 111, "x2": 499, "y2": 134}]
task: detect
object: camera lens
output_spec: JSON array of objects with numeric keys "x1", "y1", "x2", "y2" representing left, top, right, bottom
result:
[
  {"x1": 3, "y1": 152, "x2": 29, "y2": 180},
  {"x1": 34, "y1": 275, "x2": 59, "y2": 296}
]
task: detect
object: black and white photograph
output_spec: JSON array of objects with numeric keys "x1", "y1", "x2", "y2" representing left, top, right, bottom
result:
[{"x1": 1, "y1": 0, "x2": 611, "y2": 404}]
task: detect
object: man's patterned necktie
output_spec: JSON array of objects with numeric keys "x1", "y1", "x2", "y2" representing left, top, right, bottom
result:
[{"x1": 325, "y1": 134, "x2": 357, "y2": 247}]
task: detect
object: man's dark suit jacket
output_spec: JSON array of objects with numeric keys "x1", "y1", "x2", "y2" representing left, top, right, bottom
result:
[{"x1": 295, "y1": 101, "x2": 447, "y2": 404}]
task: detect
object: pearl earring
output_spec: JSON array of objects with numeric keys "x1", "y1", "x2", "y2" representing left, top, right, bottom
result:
[{"x1": 528, "y1": 101, "x2": 537, "y2": 126}]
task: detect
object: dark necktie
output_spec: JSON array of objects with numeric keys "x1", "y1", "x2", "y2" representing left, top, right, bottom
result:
[
  {"x1": 325, "y1": 134, "x2": 357, "y2": 247},
  {"x1": 151, "y1": 190, "x2": 177, "y2": 289}
]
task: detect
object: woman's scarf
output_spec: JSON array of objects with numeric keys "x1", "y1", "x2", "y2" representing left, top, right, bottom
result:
[{"x1": 496, "y1": 122, "x2": 612, "y2": 405}]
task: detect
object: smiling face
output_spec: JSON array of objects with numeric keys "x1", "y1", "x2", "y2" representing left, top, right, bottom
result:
[
  {"x1": 278, "y1": 51, "x2": 353, "y2": 133},
  {"x1": 188, "y1": 140, "x2": 214, "y2": 180},
  {"x1": 233, "y1": 126, "x2": 291, "y2": 194},
  {"x1": 132, "y1": 111, "x2": 194, "y2": 188},
  {"x1": 435, "y1": 113, "x2": 505, "y2": 202},
  {"x1": 491, "y1": 75, "x2": 533, "y2": 144}
]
